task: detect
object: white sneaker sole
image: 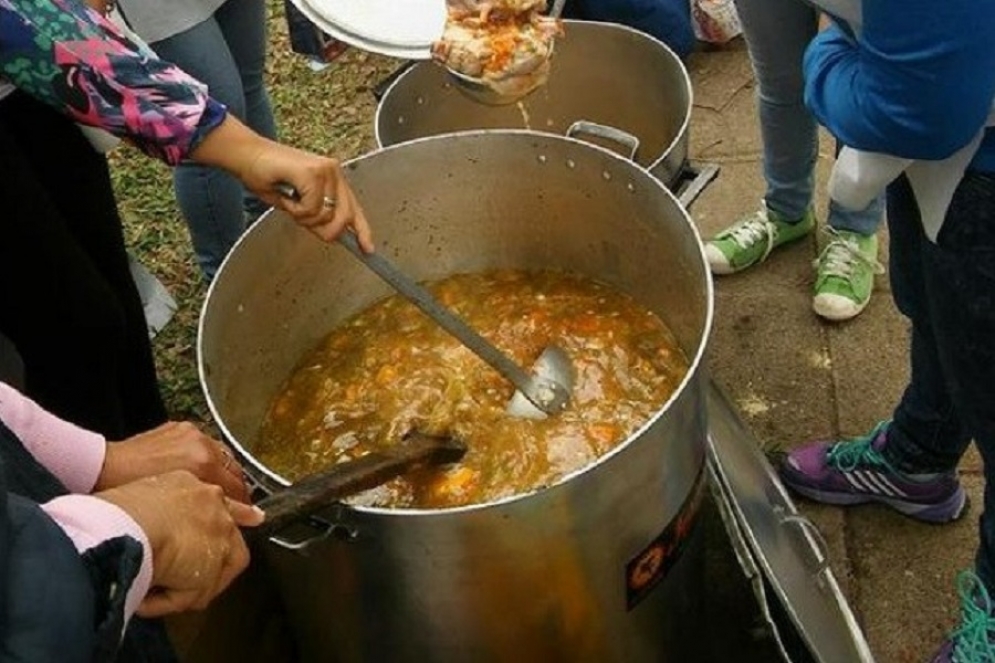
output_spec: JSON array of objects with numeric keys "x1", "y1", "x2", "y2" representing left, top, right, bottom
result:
[
  {"x1": 704, "y1": 243, "x2": 736, "y2": 275},
  {"x1": 812, "y1": 292, "x2": 869, "y2": 321}
]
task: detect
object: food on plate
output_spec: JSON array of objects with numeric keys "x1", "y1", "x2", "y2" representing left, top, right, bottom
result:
[
  {"x1": 256, "y1": 269, "x2": 689, "y2": 509},
  {"x1": 431, "y1": 0, "x2": 563, "y2": 99}
]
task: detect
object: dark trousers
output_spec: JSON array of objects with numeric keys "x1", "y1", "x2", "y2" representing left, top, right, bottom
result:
[
  {"x1": 882, "y1": 172, "x2": 995, "y2": 592},
  {"x1": 0, "y1": 92, "x2": 167, "y2": 440}
]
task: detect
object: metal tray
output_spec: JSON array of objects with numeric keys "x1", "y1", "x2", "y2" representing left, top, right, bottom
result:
[
  {"x1": 288, "y1": 0, "x2": 441, "y2": 60},
  {"x1": 706, "y1": 379, "x2": 876, "y2": 663}
]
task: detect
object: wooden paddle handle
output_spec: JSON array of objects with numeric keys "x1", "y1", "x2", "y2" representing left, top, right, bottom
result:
[{"x1": 253, "y1": 433, "x2": 466, "y2": 536}]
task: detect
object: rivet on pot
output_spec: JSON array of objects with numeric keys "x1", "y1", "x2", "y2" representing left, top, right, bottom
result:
[
  {"x1": 416, "y1": 96, "x2": 425, "y2": 105},
  {"x1": 603, "y1": 171, "x2": 612, "y2": 181},
  {"x1": 397, "y1": 116, "x2": 405, "y2": 125},
  {"x1": 566, "y1": 159, "x2": 576, "y2": 169},
  {"x1": 628, "y1": 183, "x2": 636, "y2": 192},
  {"x1": 537, "y1": 154, "x2": 547, "y2": 164}
]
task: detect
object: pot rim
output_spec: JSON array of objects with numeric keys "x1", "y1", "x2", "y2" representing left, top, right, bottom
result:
[
  {"x1": 372, "y1": 19, "x2": 694, "y2": 175},
  {"x1": 197, "y1": 129, "x2": 714, "y2": 516}
]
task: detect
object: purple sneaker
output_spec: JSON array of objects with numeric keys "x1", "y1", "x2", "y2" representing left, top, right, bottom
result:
[
  {"x1": 779, "y1": 421, "x2": 966, "y2": 524},
  {"x1": 929, "y1": 571, "x2": 995, "y2": 662}
]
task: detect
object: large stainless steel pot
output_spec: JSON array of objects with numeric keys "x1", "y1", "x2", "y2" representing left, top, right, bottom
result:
[
  {"x1": 375, "y1": 20, "x2": 693, "y2": 188},
  {"x1": 198, "y1": 131, "x2": 714, "y2": 662}
]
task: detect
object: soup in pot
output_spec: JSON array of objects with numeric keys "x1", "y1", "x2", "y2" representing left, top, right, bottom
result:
[{"x1": 255, "y1": 269, "x2": 688, "y2": 509}]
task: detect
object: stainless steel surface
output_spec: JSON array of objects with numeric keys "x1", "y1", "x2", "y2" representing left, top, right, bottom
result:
[
  {"x1": 706, "y1": 380, "x2": 876, "y2": 663},
  {"x1": 566, "y1": 120, "x2": 640, "y2": 160},
  {"x1": 375, "y1": 20, "x2": 692, "y2": 187},
  {"x1": 198, "y1": 131, "x2": 714, "y2": 662},
  {"x1": 505, "y1": 345, "x2": 575, "y2": 418},
  {"x1": 677, "y1": 161, "x2": 721, "y2": 208}
]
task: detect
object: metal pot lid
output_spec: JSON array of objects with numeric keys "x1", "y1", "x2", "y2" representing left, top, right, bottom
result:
[
  {"x1": 705, "y1": 379, "x2": 876, "y2": 663},
  {"x1": 288, "y1": 0, "x2": 444, "y2": 58}
]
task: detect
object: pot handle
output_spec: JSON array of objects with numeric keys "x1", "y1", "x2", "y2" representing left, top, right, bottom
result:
[{"x1": 565, "y1": 120, "x2": 640, "y2": 161}]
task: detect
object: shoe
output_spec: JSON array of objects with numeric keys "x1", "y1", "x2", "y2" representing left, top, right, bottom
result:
[
  {"x1": 812, "y1": 228, "x2": 884, "y2": 321},
  {"x1": 779, "y1": 421, "x2": 967, "y2": 524},
  {"x1": 930, "y1": 571, "x2": 995, "y2": 662},
  {"x1": 704, "y1": 204, "x2": 816, "y2": 275}
]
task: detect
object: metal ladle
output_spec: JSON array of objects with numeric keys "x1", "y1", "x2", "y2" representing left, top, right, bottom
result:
[
  {"x1": 442, "y1": 0, "x2": 566, "y2": 106},
  {"x1": 275, "y1": 184, "x2": 574, "y2": 418}
]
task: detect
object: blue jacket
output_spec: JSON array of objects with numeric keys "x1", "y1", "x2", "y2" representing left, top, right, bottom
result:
[
  {"x1": 562, "y1": 0, "x2": 696, "y2": 60},
  {"x1": 803, "y1": 0, "x2": 995, "y2": 173}
]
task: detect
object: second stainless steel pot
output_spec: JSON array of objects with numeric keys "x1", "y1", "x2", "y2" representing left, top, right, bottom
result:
[{"x1": 375, "y1": 20, "x2": 693, "y2": 188}]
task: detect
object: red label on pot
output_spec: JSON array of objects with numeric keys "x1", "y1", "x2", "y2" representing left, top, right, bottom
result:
[{"x1": 625, "y1": 467, "x2": 707, "y2": 610}]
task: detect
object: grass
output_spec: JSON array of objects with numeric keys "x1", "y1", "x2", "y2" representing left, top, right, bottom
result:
[{"x1": 107, "y1": 1, "x2": 403, "y2": 428}]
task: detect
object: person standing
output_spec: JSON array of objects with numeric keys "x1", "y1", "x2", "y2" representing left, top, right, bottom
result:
[
  {"x1": 702, "y1": 0, "x2": 884, "y2": 322},
  {"x1": 772, "y1": 0, "x2": 995, "y2": 657}
]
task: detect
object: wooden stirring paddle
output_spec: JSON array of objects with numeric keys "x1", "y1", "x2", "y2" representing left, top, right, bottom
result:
[{"x1": 253, "y1": 432, "x2": 467, "y2": 537}]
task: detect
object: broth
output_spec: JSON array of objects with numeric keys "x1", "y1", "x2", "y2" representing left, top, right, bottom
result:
[{"x1": 255, "y1": 269, "x2": 689, "y2": 508}]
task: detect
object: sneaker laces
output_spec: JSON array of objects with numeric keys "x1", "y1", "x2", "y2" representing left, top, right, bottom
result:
[
  {"x1": 825, "y1": 421, "x2": 898, "y2": 473},
  {"x1": 950, "y1": 571, "x2": 995, "y2": 662},
  {"x1": 814, "y1": 227, "x2": 885, "y2": 282},
  {"x1": 717, "y1": 209, "x2": 777, "y2": 261}
]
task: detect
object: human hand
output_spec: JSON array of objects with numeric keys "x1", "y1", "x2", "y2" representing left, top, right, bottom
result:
[
  {"x1": 245, "y1": 142, "x2": 374, "y2": 252},
  {"x1": 97, "y1": 421, "x2": 250, "y2": 503},
  {"x1": 96, "y1": 470, "x2": 265, "y2": 617},
  {"x1": 190, "y1": 115, "x2": 374, "y2": 252}
]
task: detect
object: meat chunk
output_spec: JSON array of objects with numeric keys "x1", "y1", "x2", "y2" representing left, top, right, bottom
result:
[{"x1": 431, "y1": 10, "x2": 562, "y2": 90}]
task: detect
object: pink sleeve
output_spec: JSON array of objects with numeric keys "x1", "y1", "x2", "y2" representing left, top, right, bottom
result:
[
  {"x1": 0, "y1": 381, "x2": 107, "y2": 493},
  {"x1": 41, "y1": 495, "x2": 154, "y2": 624}
]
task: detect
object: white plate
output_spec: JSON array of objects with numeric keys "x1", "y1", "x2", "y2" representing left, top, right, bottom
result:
[
  {"x1": 291, "y1": 0, "x2": 435, "y2": 59},
  {"x1": 305, "y1": 0, "x2": 447, "y2": 49}
]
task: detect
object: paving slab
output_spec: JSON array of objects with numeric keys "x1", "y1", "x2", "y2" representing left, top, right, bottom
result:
[{"x1": 846, "y1": 473, "x2": 982, "y2": 662}]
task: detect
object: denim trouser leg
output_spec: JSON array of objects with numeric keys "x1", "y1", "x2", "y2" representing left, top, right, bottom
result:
[
  {"x1": 882, "y1": 173, "x2": 995, "y2": 593},
  {"x1": 152, "y1": 0, "x2": 276, "y2": 280},
  {"x1": 215, "y1": 0, "x2": 278, "y2": 220},
  {"x1": 733, "y1": 0, "x2": 883, "y2": 233}
]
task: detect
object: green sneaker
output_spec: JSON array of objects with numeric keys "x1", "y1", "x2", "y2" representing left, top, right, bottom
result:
[
  {"x1": 704, "y1": 205, "x2": 816, "y2": 275},
  {"x1": 812, "y1": 228, "x2": 884, "y2": 321}
]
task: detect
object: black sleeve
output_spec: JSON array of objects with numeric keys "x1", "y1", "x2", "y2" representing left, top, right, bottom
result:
[{"x1": 0, "y1": 455, "x2": 144, "y2": 663}]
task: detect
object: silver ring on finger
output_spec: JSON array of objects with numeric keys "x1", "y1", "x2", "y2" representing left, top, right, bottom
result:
[{"x1": 322, "y1": 195, "x2": 337, "y2": 210}]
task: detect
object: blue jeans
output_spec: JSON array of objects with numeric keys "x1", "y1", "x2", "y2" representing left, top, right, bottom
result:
[
  {"x1": 151, "y1": 0, "x2": 277, "y2": 280},
  {"x1": 733, "y1": 0, "x2": 883, "y2": 233},
  {"x1": 881, "y1": 172, "x2": 995, "y2": 593}
]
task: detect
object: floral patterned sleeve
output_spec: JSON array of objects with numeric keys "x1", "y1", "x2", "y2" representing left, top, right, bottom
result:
[{"x1": 0, "y1": 0, "x2": 227, "y2": 165}]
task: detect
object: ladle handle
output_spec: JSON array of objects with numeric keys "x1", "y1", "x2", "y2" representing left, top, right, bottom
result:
[
  {"x1": 254, "y1": 433, "x2": 466, "y2": 537},
  {"x1": 272, "y1": 182, "x2": 569, "y2": 415}
]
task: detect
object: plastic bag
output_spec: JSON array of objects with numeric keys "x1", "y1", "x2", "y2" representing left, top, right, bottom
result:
[{"x1": 690, "y1": 0, "x2": 742, "y2": 44}]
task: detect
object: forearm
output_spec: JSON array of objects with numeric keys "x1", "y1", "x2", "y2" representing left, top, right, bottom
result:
[
  {"x1": 0, "y1": 381, "x2": 106, "y2": 493},
  {"x1": 189, "y1": 114, "x2": 272, "y2": 182},
  {"x1": 0, "y1": 0, "x2": 227, "y2": 164}
]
